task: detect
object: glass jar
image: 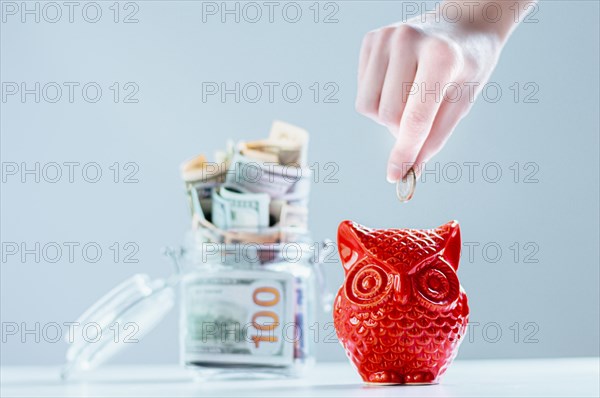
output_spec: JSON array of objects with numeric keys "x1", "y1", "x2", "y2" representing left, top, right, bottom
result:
[{"x1": 176, "y1": 231, "x2": 332, "y2": 380}]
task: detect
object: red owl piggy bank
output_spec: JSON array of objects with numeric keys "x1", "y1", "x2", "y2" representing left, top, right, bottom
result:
[{"x1": 333, "y1": 220, "x2": 469, "y2": 385}]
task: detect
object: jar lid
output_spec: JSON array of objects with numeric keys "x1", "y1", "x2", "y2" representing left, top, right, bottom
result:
[{"x1": 60, "y1": 273, "x2": 176, "y2": 380}]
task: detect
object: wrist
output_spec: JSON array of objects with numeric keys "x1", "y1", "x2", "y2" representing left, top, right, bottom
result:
[{"x1": 444, "y1": 0, "x2": 537, "y2": 41}]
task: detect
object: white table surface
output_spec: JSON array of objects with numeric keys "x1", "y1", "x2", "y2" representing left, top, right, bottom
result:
[{"x1": 1, "y1": 358, "x2": 598, "y2": 397}]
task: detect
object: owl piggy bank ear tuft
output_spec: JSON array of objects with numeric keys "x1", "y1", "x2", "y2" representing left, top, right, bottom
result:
[
  {"x1": 438, "y1": 221, "x2": 461, "y2": 271},
  {"x1": 337, "y1": 220, "x2": 365, "y2": 273}
]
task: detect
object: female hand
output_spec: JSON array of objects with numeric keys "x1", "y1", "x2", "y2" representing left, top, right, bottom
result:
[{"x1": 355, "y1": 1, "x2": 536, "y2": 182}]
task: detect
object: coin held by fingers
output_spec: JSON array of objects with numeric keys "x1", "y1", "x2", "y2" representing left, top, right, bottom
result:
[{"x1": 396, "y1": 168, "x2": 416, "y2": 202}]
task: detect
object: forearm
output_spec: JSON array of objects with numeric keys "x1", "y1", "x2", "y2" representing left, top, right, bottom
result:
[{"x1": 437, "y1": 0, "x2": 538, "y2": 42}]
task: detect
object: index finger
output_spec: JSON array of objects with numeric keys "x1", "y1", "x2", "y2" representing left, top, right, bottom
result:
[{"x1": 386, "y1": 52, "x2": 453, "y2": 182}]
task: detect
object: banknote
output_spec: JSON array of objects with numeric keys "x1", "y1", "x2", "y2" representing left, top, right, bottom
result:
[
  {"x1": 280, "y1": 204, "x2": 308, "y2": 229},
  {"x1": 210, "y1": 187, "x2": 232, "y2": 229},
  {"x1": 181, "y1": 140, "x2": 235, "y2": 183},
  {"x1": 279, "y1": 204, "x2": 309, "y2": 242},
  {"x1": 180, "y1": 156, "x2": 229, "y2": 184},
  {"x1": 239, "y1": 139, "x2": 301, "y2": 166},
  {"x1": 269, "y1": 120, "x2": 309, "y2": 167},
  {"x1": 225, "y1": 153, "x2": 311, "y2": 202},
  {"x1": 187, "y1": 180, "x2": 221, "y2": 222},
  {"x1": 211, "y1": 186, "x2": 270, "y2": 230},
  {"x1": 182, "y1": 270, "x2": 295, "y2": 366},
  {"x1": 181, "y1": 121, "x2": 311, "y2": 244},
  {"x1": 238, "y1": 121, "x2": 309, "y2": 167}
]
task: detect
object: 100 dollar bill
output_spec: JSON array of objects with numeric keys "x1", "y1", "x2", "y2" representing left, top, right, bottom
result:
[{"x1": 182, "y1": 270, "x2": 295, "y2": 366}]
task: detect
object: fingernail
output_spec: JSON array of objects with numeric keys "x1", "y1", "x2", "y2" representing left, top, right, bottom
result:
[{"x1": 387, "y1": 164, "x2": 402, "y2": 183}]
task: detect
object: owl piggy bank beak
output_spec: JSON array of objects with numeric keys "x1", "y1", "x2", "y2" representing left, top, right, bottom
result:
[
  {"x1": 337, "y1": 220, "x2": 364, "y2": 274},
  {"x1": 439, "y1": 221, "x2": 461, "y2": 271}
]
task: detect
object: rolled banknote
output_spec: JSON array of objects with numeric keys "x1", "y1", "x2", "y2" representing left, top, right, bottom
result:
[
  {"x1": 239, "y1": 121, "x2": 309, "y2": 167},
  {"x1": 181, "y1": 139, "x2": 235, "y2": 184},
  {"x1": 269, "y1": 120, "x2": 309, "y2": 167},
  {"x1": 211, "y1": 186, "x2": 270, "y2": 230},
  {"x1": 279, "y1": 203, "x2": 309, "y2": 242},
  {"x1": 225, "y1": 153, "x2": 311, "y2": 203},
  {"x1": 192, "y1": 200, "x2": 283, "y2": 245},
  {"x1": 239, "y1": 139, "x2": 302, "y2": 166},
  {"x1": 182, "y1": 151, "x2": 231, "y2": 224},
  {"x1": 180, "y1": 155, "x2": 229, "y2": 184},
  {"x1": 280, "y1": 203, "x2": 308, "y2": 229}
]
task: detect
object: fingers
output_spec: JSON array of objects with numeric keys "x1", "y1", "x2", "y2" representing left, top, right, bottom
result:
[
  {"x1": 378, "y1": 30, "x2": 419, "y2": 134},
  {"x1": 356, "y1": 26, "x2": 420, "y2": 133},
  {"x1": 386, "y1": 46, "x2": 456, "y2": 182},
  {"x1": 378, "y1": 56, "x2": 417, "y2": 136},
  {"x1": 355, "y1": 29, "x2": 393, "y2": 122},
  {"x1": 355, "y1": 26, "x2": 467, "y2": 183},
  {"x1": 357, "y1": 34, "x2": 372, "y2": 83},
  {"x1": 413, "y1": 94, "x2": 472, "y2": 174}
]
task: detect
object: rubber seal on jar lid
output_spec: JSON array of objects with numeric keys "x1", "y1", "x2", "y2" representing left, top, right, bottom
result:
[
  {"x1": 60, "y1": 274, "x2": 176, "y2": 380},
  {"x1": 396, "y1": 168, "x2": 416, "y2": 202}
]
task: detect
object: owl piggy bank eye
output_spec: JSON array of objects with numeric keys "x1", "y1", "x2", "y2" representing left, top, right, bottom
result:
[
  {"x1": 344, "y1": 263, "x2": 392, "y2": 308},
  {"x1": 414, "y1": 258, "x2": 459, "y2": 310}
]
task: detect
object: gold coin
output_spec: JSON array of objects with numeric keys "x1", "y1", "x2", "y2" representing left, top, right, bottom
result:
[{"x1": 396, "y1": 168, "x2": 416, "y2": 202}]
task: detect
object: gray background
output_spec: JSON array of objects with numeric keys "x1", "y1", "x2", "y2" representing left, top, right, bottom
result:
[{"x1": 1, "y1": 0, "x2": 598, "y2": 366}]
